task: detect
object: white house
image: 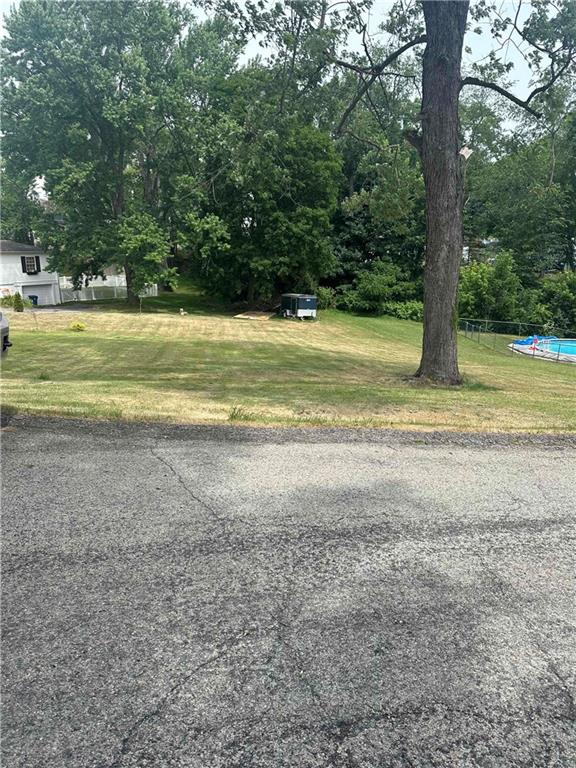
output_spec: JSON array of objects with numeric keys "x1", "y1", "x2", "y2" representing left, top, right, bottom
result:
[
  {"x1": 0, "y1": 240, "x2": 61, "y2": 305},
  {"x1": 0, "y1": 240, "x2": 157, "y2": 305}
]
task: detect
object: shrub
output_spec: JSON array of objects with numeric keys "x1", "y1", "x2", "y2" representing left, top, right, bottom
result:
[
  {"x1": 316, "y1": 286, "x2": 337, "y2": 310},
  {"x1": 1, "y1": 294, "x2": 33, "y2": 309},
  {"x1": 490, "y1": 251, "x2": 521, "y2": 320},
  {"x1": 540, "y1": 271, "x2": 576, "y2": 330},
  {"x1": 334, "y1": 286, "x2": 362, "y2": 313},
  {"x1": 381, "y1": 300, "x2": 424, "y2": 322},
  {"x1": 12, "y1": 292, "x2": 24, "y2": 312},
  {"x1": 515, "y1": 288, "x2": 552, "y2": 326},
  {"x1": 69, "y1": 321, "x2": 87, "y2": 332},
  {"x1": 332, "y1": 271, "x2": 420, "y2": 316},
  {"x1": 330, "y1": 263, "x2": 419, "y2": 315},
  {"x1": 459, "y1": 261, "x2": 491, "y2": 318},
  {"x1": 352, "y1": 262, "x2": 416, "y2": 314},
  {"x1": 459, "y1": 251, "x2": 521, "y2": 321}
]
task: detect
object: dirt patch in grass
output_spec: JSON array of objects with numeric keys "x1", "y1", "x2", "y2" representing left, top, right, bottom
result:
[{"x1": 233, "y1": 312, "x2": 275, "y2": 321}]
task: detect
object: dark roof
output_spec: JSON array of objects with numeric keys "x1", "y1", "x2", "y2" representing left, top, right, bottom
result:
[{"x1": 0, "y1": 240, "x2": 45, "y2": 254}]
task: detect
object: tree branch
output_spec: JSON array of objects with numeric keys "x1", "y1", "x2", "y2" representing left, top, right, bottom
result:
[
  {"x1": 334, "y1": 72, "x2": 378, "y2": 136},
  {"x1": 333, "y1": 34, "x2": 426, "y2": 135},
  {"x1": 404, "y1": 129, "x2": 422, "y2": 154},
  {"x1": 461, "y1": 53, "x2": 574, "y2": 119},
  {"x1": 333, "y1": 34, "x2": 426, "y2": 77},
  {"x1": 498, "y1": 1, "x2": 568, "y2": 59},
  {"x1": 343, "y1": 130, "x2": 401, "y2": 153},
  {"x1": 461, "y1": 77, "x2": 542, "y2": 117}
]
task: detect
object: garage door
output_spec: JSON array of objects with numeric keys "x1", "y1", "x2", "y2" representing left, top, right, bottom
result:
[{"x1": 22, "y1": 284, "x2": 55, "y2": 306}]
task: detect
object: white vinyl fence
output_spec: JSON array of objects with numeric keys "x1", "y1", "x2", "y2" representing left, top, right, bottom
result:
[{"x1": 59, "y1": 282, "x2": 158, "y2": 303}]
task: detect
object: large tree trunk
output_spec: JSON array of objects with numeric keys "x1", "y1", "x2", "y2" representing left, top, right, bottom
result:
[
  {"x1": 124, "y1": 261, "x2": 139, "y2": 305},
  {"x1": 416, "y1": 1, "x2": 469, "y2": 384}
]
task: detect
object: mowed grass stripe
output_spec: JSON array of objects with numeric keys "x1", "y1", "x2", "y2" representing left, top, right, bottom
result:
[{"x1": 2, "y1": 306, "x2": 574, "y2": 432}]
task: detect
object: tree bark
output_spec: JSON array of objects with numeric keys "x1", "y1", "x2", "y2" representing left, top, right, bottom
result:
[
  {"x1": 124, "y1": 261, "x2": 138, "y2": 305},
  {"x1": 416, "y1": 1, "x2": 469, "y2": 384}
]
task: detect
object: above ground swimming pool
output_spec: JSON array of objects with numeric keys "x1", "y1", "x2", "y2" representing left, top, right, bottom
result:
[
  {"x1": 509, "y1": 336, "x2": 576, "y2": 363},
  {"x1": 538, "y1": 339, "x2": 576, "y2": 356}
]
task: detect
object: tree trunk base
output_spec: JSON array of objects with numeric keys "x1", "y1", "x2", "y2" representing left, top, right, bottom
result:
[{"x1": 413, "y1": 368, "x2": 462, "y2": 386}]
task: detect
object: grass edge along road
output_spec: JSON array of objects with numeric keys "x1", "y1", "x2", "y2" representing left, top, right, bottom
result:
[{"x1": 1, "y1": 290, "x2": 575, "y2": 433}]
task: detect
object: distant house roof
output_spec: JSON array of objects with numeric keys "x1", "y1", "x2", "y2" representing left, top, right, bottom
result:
[{"x1": 1, "y1": 240, "x2": 45, "y2": 255}]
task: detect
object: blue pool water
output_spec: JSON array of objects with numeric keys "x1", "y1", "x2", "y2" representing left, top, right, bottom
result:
[{"x1": 538, "y1": 339, "x2": 576, "y2": 356}]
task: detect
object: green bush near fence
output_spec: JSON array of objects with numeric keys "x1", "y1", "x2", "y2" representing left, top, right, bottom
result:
[
  {"x1": 381, "y1": 301, "x2": 424, "y2": 322},
  {"x1": 1, "y1": 293, "x2": 33, "y2": 310}
]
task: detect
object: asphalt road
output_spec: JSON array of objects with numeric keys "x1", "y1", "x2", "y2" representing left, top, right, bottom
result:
[{"x1": 2, "y1": 418, "x2": 575, "y2": 768}]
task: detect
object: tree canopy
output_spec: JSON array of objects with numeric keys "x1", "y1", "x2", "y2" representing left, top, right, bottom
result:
[{"x1": 2, "y1": 0, "x2": 575, "y2": 372}]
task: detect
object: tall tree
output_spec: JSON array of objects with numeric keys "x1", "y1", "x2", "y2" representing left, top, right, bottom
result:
[
  {"x1": 467, "y1": 129, "x2": 574, "y2": 280},
  {"x1": 185, "y1": 64, "x2": 342, "y2": 302},
  {"x1": 1, "y1": 0, "x2": 187, "y2": 301},
  {"x1": 334, "y1": 0, "x2": 575, "y2": 382},
  {"x1": 203, "y1": 0, "x2": 574, "y2": 381},
  {"x1": 0, "y1": 166, "x2": 39, "y2": 244},
  {"x1": 414, "y1": 2, "x2": 469, "y2": 382}
]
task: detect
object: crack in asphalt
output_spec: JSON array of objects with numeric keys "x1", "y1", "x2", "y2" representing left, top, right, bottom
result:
[
  {"x1": 101, "y1": 648, "x2": 229, "y2": 768},
  {"x1": 101, "y1": 621, "x2": 269, "y2": 768},
  {"x1": 4, "y1": 423, "x2": 575, "y2": 768},
  {"x1": 97, "y1": 444, "x2": 292, "y2": 768},
  {"x1": 105, "y1": 688, "x2": 569, "y2": 768},
  {"x1": 149, "y1": 444, "x2": 229, "y2": 535},
  {"x1": 530, "y1": 635, "x2": 576, "y2": 723},
  {"x1": 283, "y1": 701, "x2": 571, "y2": 746}
]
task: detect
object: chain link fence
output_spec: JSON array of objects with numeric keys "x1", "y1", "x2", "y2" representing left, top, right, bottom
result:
[{"x1": 458, "y1": 318, "x2": 576, "y2": 362}]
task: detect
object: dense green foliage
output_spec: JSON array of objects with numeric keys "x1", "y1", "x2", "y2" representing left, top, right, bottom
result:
[
  {"x1": 466, "y1": 115, "x2": 576, "y2": 280},
  {"x1": 0, "y1": 294, "x2": 33, "y2": 309},
  {"x1": 459, "y1": 252, "x2": 521, "y2": 322},
  {"x1": 540, "y1": 272, "x2": 576, "y2": 329},
  {"x1": 1, "y1": 0, "x2": 574, "y2": 325},
  {"x1": 459, "y1": 252, "x2": 576, "y2": 331},
  {"x1": 11, "y1": 292, "x2": 25, "y2": 313},
  {"x1": 194, "y1": 118, "x2": 341, "y2": 301}
]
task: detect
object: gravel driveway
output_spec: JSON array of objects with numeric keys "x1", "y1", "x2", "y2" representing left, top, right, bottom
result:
[{"x1": 2, "y1": 417, "x2": 575, "y2": 767}]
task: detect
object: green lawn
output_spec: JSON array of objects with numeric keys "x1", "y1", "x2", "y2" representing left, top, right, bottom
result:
[{"x1": 2, "y1": 287, "x2": 575, "y2": 432}]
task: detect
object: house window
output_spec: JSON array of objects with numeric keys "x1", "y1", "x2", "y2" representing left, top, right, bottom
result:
[{"x1": 21, "y1": 255, "x2": 41, "y2": 274}]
